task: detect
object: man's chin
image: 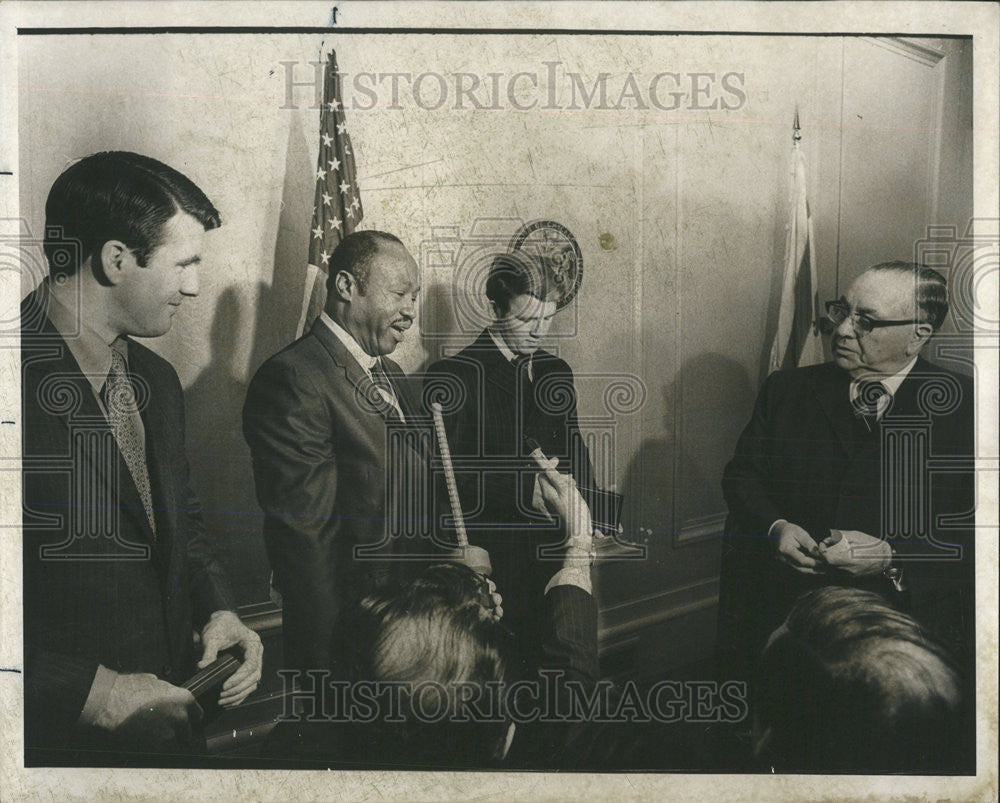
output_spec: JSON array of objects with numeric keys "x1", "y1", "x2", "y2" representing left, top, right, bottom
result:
[
  {"x1": 132, "y1": 322, "x2": 173, "y2": 339},
  {"x1": 832, "y1": 347, "x2": 858, "y2": 371},
  {"x1": 381, "y1": 335, "x2": 403, "y2": 354},
  {"x1": 833, "y1": 353, "x2": 852, "y2": 369}
]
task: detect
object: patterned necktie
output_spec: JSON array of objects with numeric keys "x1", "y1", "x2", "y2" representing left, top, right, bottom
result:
[
  {"x1": 103, "y1": 349, "x2": 156, "y2": 536},
  {"x1": 852, "y1": 379, "x2": 888, "y2": 431},
  {"x1": 371, "y1": 359, "x2": 401, "y2": 420}
]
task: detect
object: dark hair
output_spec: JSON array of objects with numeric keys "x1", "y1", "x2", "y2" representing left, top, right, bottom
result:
[
  {"x1": 485, "y1": 250, "x2": 554, "y2": 316},
  {"x1": 332, "y1": 563, "x2": 511, "y2": 767},
  {"x1": 43, "y1": 151, "x2": 220, "y2": 278},
  {"x1": 754, "y1": 586, "x2": 963, "y2": 773},
  {"x1": 868, "y1": 261, "x2": 950, "y2": 331},
  {"x1": 326, "y1": 230, "x2": 405, "y2": 296}
]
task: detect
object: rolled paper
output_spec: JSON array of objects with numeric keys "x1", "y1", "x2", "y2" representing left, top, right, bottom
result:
[
  {"x1": 182, "y1": 650, "x2": 240, "y2": 700},
  {"x1": 431, "y1": 401, "x2": 469, "y2": 548},
  {"x1": 432, "y1": 402, "x2": 492, "y2": 576}
]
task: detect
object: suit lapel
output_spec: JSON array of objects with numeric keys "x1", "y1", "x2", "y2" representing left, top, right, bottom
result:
[
  {"x1": 382, "y1": 357, "x2": 432, "y2": 463},
  {"x1": 311, "y1": 320, "x2": 398, "y2": 424},
  {"x1": 129, "y1": 343, "x2": 173, "y2": 558},
  {"x1": 22, "y1": 308, "x2": 159, "y2": 549},
  {"x1": 457, "y1": 331, "x2": 525, "y2": 456},
  {"x1": 884, "y1": 356, "x2": 934, "y2": 420},
  {"x1": 808, "y1": 362, "x2": 859, "y2": 455},
  {"x1": 481, "y1": 346, "x2": 518, "y2": 402}
]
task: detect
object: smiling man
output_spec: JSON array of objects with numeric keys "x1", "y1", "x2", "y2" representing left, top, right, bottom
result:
[
  {"x1": 243, "y1": 230, "x2": 428, "y2": 674},
  {"x1": 22, "y1": 151, "x2": 263, "y2": 766},
  {"x1": 719, "y1": 262, "x2": 975, "y2": 682},
  {"x1": 424, "y1": 251, "x2": 597, "y2": 669}
]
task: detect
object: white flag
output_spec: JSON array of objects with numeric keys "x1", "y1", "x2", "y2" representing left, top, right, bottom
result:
[{"x1": 769, "y1": 140, "x2": 822, "y2": 373}]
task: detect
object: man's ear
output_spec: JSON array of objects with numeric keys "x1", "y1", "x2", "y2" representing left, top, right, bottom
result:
[
  {"x1": 332, "y1": 269, "x2": 356, "y2": 303},
  {"x1": 907, "y1": 322, "x2": 934, "y2": 355},
  {"x1": 97, "y1": 240, "x2": 131, "y2": 286}
]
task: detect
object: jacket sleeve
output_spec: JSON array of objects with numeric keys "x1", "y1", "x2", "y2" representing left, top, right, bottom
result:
[
  {"x1": 242, "y1": 358, "x2": 341, "y2": 671},
  {"x1": 721, "y1": 371, "x2": 788, "y2": 554},
  {"x1": 172, "y1": 375, "x2": 235, "y2": 626},
  {"x1": 540, "y1": 584, "x2": 600, "y2": 685},
  {"x1": 23, "y1": 647, "x2": 99, "y2": 751},
  {"x1": 561, "y1": 364, "x2": 598, "y2": 504},
  {"x1": 509, "y1": 583, "x2": 601, "y2": 769}
]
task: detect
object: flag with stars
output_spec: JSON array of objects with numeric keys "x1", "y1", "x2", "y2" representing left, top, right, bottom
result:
[{"x1": 296, "y1": 49, "x2": 364, "y2": 337}]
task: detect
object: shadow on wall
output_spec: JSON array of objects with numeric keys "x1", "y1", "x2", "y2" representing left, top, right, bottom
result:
[
  {"x1": 417, "y1": 278, "x2": 464, "y2": 369},
  {"x1": 187, "y1": 109, "x2": 316, "y2": 605},
  {"x1": 248, "y1": 106, "x2": 315, "y2": 380},
  {"x1": 186, "y1": 286, "x2": 269, "y2": 603},
  {"x1": 616, "y1": 352, "x2": 753, "y2": 589}
]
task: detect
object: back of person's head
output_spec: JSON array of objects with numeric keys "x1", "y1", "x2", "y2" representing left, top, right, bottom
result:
[
  {"x1": 753, "y1": 586, "x2": 963, "y2": 773},
  {"x1": 44, "y1": 151, "x2": 220, "y2": 279},
  {"x1": 332, "y1": 563, "x2": 512, "y2": 768},
  {"x1": 485, "y1": 250, "x2": 555, "y2": 316}
]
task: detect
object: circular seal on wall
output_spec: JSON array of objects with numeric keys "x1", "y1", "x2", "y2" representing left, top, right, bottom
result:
[{"x1": 508, "y1": 220, "x2": 583, "y2": 310}]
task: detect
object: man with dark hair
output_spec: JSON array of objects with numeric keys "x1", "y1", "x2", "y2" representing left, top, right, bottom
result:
[
  {"x1": 243, "y1": 230, "x2": 430, "y2": 674},
  {"x1": 425, "y1": 249, "x2": 598, "y2": 669},
  {"x1": 22, "y1": 151, "x2": 263, "y2": 766},
  {"x1": 719, "y1": 262, "x2": 975, "y2": 681},
  {"x1": 753, "y1": 586, "x2": 967, "y2": 773}
]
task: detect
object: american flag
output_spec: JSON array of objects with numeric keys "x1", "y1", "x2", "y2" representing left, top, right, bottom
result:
[{"x1": 296, "y1": 50, "x2": 365, "y2": 337}]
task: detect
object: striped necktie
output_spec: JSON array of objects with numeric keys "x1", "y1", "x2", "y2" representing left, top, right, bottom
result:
[
  {"x1": 852, "y1": 379, "x2": 888, "y2": 432},
  {"x1": 371, "y1": 359, "x2": 402, "y2": 421},
  {"x1": 103, "y1": 349, "x2": 156, "y2": 536}
]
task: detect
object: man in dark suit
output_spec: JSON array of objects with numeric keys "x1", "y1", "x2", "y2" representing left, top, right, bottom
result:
[
  {"x1": 22, "y1": 151, "x2": 263, "y2": 765},
  {"x1": 719, "y1": 262, "x2": 975, "y2": 679},
  {"x1": 243, "y1": 231, "x2": 432, "y2": 675},
  {"x1": 425, "y1": 251, "x2": 598, "y2": 668}
]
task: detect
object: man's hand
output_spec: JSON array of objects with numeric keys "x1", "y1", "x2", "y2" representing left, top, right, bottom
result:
[
  {"x1": 535, "y1": 458, "x2": 593, "y2": 544},
  {"x1": 773, "y1": 520, "x2": 824, "y2": 575},
  {"x1": 198, "y1": 610, "x2": 264, "y2": 708},
  {"x1": 817, "y1": 529, "x2": 892, "y2": 577},
  {"x1": 93, "y1": 672, "x2": 203, "y2": 750},
  {"x1": 484, "y1": 577, "x2": 504, "y2": 622}
]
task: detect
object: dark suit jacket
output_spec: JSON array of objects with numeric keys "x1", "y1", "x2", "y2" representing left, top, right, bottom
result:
[
  {"x1": 21, "y1": 290, "x2": 235, "y2": 762},
  {"x1": 719, "y1": 357, "x2": 975, "y2": 673},
  {"x1": 424, "y1": 330, "x2": 596, "y2": 649},
  {"x1": 242, "y1": 320, "x2": 430, "y2": 673}
]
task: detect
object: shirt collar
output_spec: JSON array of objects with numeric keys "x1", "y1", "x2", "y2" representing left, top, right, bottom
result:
[
  {"x1": 319, "y1": 311, "x2": 378, "y2": 373},
  {"x1": 849, "y1": 356, "x2": 918, "y2": 401},
  {"x1": 45, "y1": 283, "x2": 124, "y2": 397},
  {"x1": 487, "y1": 327, "x2": 515, "y2": 363}
]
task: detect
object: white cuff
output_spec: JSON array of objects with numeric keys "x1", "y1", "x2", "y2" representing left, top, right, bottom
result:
[{"x1": 544, "y1": 565, "x2": 593, "y2": 596}]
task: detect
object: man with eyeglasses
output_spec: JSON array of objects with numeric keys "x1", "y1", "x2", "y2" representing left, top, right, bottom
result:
[{"x1": 718, "y1": 261, "x2": 974, "y2": 684}]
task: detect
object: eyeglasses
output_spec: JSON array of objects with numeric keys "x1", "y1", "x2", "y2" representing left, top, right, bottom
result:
[{"x1": 822, "y1": 301, "x2": 919, "y2": 335}]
